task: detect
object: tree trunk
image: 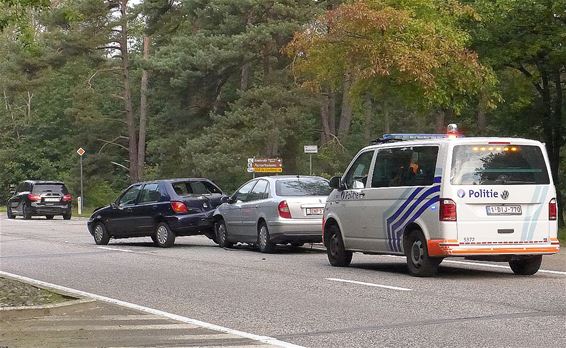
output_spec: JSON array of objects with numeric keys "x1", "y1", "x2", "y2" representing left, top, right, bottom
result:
[
  {"x1": 328, "y1": 90, "x2": 336, "y2": 135},
  {"x1": 119, "y1": 0, "x2": 138, "y2": 182},
  {"x1": 363, "y1": 93, "x2": 372, "y2": 142},
  {"x1": 435, "y1": 110, "x2": 445, "y2": 133},
  {"x1": 337, "y1": 73, "x2": 353, "y2": 138},
  {"x1": 320, "y1": 90, "x2": 331, "y2": 144},
  {"x1": 240, "y1": 63, "x2": 250, "y2": 91},
  {"x1": 477, "y1": 92, "x2": 487, "y2": 135},
  {"x1": 552, "y1": 69, "x2": 564, "y2": 226},
  {"x1": 137, "y1": 35, "x2": 150, "y2": 180}
]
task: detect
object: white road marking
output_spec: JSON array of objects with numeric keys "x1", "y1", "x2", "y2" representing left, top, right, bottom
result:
[
  {"x1": 0, "y1": 271, "x2": 303, "y2": 348},
  {"x1": 382, "y1": 255, "x2": 566, "y2": 276},
  {"x1": 97, "y1": 246, "x2": 134, "y2": 253},
  {"x1": 326, "y1": 278, "x2": 412, "y2": 291}
]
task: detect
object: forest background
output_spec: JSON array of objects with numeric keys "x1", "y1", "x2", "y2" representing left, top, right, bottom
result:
[{"x1": 1, "y1": 0, "x2": 565, "y2": 227}]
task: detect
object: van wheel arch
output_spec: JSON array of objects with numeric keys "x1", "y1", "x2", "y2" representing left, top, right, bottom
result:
[{"x1": 323, "y1": 218, "x2": 340, "y2": 247}]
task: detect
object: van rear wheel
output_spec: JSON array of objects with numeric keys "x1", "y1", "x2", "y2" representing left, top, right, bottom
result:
[
  {"x1": 509, "y1": 255, "x2": 542, "y2": 275},
  {"x1": 326, "y1": 225, "x2": 352, "y2": 267},
  {"x1": 405, "y1": 230, "x2": 442, "y2": 277}
]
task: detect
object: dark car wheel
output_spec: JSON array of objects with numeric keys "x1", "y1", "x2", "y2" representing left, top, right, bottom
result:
[
  {"x1": 405, "y1": 230, "x2": 442, "y2": 277},
  {"x1": 46, "y1": 215, "x2": 54, "y2": 220},
  {"x1": 154, "y1": 222, "x2": 175, "y2": 248},
  {"x1": 93, "y1": 222, "x2": 110, "y2": 245},
  {"x1": 326, "y1": 224, "x2": 352, "y2": 267},
  {"x1": 63, "y1": 212, "x2": 72, "y2": 220},
  {"x1": 23, "y1": 204, "x2": 32, "y2": 220},
  {"x1": 257, "y1": 222, "x2": 275, "y2": 253},
  {"x1": 509, "y1": 255, "x2": 542, "y2": 275},
  {"x1": 6, "y1": 207, "x2": 15, "y2": 219},
  {"x1": 215, "y1": 219, "x2": 233, "y2": 248}
]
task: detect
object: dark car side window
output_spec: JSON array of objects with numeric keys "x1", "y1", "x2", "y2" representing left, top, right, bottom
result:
[
  {"x1": 139, "y1": 183, "x2": 161, "y2": 204},
  {"x1": 118, "y1": 185, "x2": 141, "y2": 206}
]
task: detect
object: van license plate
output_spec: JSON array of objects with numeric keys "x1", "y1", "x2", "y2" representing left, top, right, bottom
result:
[
  {"x1": 306, "y1": 208, "x2": 324, "y2": 215},
  {"x1": 486, "y1": 205, "x2": 522, "y2": 215}
]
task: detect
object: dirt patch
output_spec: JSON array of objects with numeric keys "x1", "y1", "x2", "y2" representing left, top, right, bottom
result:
[{"x1": 0, "y1": 277, "x2": 72, "y2": 307}]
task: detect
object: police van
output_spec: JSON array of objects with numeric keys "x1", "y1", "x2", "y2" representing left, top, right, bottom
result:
[{"x1": 323, "y1": 126, "x2": 560, "y2": 276}]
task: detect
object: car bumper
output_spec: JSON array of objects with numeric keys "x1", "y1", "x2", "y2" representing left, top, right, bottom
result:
[
  {"x1": 166, "y1": 211, "x2": 215, "y2": 236},
  {"x1": 29, "y1": 203, "x2": 71, "y2": 215},
  {"x1": 427, "y1": 239, "x2": 560, "y2": 257},
  {"x1": 268, "y1": 218, "x2": 322, "y2": 243}
]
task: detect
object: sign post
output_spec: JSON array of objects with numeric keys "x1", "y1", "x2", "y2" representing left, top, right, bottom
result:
[
  {"x1": 76, "y1": 147, "x2": 85, "y2": 215},
  {"x1": 247, "y1": 158, "x2": 283, "y2": 175},
  {"x1": 303, "y1": 145, "x2": 318, "y2": 175}
]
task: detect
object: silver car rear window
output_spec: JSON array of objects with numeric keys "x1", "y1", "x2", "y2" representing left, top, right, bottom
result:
[
  {"x1": 451, "y1": 145, "x2": 550, "y2": 185},
  {"x1": 275, "y1": 178, "x2": 331, "y2": 196}
]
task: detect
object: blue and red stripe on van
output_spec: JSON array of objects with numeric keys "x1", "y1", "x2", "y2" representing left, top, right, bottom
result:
[{"x1": 385, "y1": 176, "x2": 442, "y2": 252}]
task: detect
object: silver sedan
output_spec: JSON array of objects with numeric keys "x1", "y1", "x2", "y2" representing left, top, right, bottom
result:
[{"x1": 213, "y1": 176, "x2": 331, "y2": 252}]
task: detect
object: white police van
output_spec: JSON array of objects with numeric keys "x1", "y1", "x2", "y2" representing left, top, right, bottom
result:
[{"x1": 323, "y1": 126, "x2": 560, "y2": 276}]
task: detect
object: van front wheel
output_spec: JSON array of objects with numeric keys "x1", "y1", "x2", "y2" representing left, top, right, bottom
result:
[
  {"x1": 326, "y1": 225, "x2": 352, "y2": 267},
  {"x1": 405, "y1": 230, "x2": 442, "y2": 277},
  {"x1": 509, "y1": 255, "x2": 542, "y2": 275}
]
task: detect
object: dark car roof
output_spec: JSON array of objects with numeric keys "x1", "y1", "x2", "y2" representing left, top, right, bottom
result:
[
  {"x1": 131, "y1": 178, "x2": 216, "y2": 185},
  {"x1": 24, "y1": 180, "x2": 65, "y2": 185}
]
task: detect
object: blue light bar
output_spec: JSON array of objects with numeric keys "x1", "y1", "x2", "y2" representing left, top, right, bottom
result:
[{"x1": 382, "y1": 134, "x2": 448, "y2": 140}]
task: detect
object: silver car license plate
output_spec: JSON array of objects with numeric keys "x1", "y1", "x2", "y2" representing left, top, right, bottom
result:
[
  {"x1": 306, "y1": 208, "x2": 324, "y2": 215},
  {"x1": 486, "y1": 205, "x2": 522, "y2": 216}
]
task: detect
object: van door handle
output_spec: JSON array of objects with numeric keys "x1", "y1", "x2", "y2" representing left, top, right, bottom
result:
[
  {"x1": 359, "y1": 192, "x2": 366, "y2": 198},
  {"x1": 255, "y1": 205, "x2": 259, "y2": 208}
]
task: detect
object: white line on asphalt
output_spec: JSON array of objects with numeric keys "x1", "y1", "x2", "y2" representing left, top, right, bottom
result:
[
  {"x1": 97, "y1": 246, "x2": 134, "y2": 253},
  {"x1": 382, "y1": 255, "x2": 566, "y2": 276},
  {"x1": 326, "y1": 278, "x2": 412, "y2": 291},
  {"x1": 0, "y1": 271, "x2": 304, "y2": 348}
]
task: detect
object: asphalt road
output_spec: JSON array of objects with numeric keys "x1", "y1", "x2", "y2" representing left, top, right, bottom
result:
[{"x1": 1, "y1": 216, "x2": 565, "y2": 347}]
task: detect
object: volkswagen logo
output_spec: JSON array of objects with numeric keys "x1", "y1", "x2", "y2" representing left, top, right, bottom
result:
[
  {"x1": 501, "y1": 190, "x2": 509, "y2": 200},
  {"x1": 457, "y1": 189, "x2": 466, "y2": 198}
]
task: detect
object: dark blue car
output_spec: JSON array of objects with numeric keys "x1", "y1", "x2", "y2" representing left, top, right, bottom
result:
[{"x1": 87, "y1": 178, "x2": 227, "y2": 247}]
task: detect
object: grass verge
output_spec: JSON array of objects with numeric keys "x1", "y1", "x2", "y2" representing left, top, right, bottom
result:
[{"x1": 0, "y1": 277, "x2": 72, "y2": 307}]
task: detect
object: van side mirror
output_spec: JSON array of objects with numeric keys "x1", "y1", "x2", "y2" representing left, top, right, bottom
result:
[{"x1": 329, "y1": 176, "x2": 344, "y2": 190}]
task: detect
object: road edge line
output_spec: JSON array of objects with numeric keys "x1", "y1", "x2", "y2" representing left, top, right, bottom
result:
[{"x1": 0, "y1": 271, "x2": 303, "y2": 348}]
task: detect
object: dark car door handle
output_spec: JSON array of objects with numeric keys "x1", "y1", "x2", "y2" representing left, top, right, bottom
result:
[{"x1": 126, "y1": 208, "x2": 133, "y2": 213}]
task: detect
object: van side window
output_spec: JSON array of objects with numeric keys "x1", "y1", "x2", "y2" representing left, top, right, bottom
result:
[
  {"x1": 343, "y1": 151, "x2": 375, "y2": 189},
  {"x1": 372, "y1": 146, "x2": 438, "y2": 187}
]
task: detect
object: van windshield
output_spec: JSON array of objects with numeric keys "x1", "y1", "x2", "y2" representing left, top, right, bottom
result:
[{"x1": 451, "y1": 145, "x2": 550, "y2": 185}]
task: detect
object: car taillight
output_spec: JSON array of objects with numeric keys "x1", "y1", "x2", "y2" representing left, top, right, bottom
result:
[
  {"x1": 62, "y1": 194, "x2": 72, "y2": 202},
  {"x1": 278, "y1": 200, "x2": 292, "y2": 219},
  {"x1": 171, "y1": 201, "x2": 188, "y2": 214},
  {"x1": 549, "y1": 198, "x2": 557, "y2": 221},
  {"x1": 27, "y1": 194, "x2": 41, "y2": 202},
  {"x1": 440, "y1": 199, "x2": 457, "y2": 221}
]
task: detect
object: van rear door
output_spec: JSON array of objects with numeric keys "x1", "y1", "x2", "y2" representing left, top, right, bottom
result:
[{"x1": 449, "y1": 143, "x2": 554, "y2": 244}]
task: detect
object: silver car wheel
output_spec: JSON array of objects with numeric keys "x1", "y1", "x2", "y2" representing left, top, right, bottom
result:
[
  {"x1": 259, "y1": 225, "x2": 268, "y2": 248},
  {"x1": 94, "y1": 225, "x2": 104, "y2": 242},
  {"x1": 218, "y1": 223, "x2": 226, "y2": 244},
  {"x1": 157, "y1": 225, "x2": 168, "y2": 245}
]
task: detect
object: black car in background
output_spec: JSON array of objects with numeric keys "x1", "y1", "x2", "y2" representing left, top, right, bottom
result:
[
  {"x1": 7, "y1": 181, "x2": 73, "y2": 220},
  {"x1": 87, "y1": 178, "x2": 227, "y2": 248}
]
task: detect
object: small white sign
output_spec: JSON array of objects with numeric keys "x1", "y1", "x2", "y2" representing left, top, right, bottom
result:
[
  {"x1": 304, "y1": 145, "x2": 318, "y2": 154},
  {"x1": 77, "y1": 147, "x2": 85, "y2": 156}
]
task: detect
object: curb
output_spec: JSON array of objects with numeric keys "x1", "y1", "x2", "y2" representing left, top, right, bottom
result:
[{"x1": 0, "y1": 298, "x2": 97, "y2": 320}]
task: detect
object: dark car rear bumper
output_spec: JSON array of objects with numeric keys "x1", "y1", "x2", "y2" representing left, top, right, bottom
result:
[
  {"x1": 30, "y1": 204, "x2": 71, "y2": 215},
  {"x1": 165, "y1": 210, "x2": 215, "y2": 236}
]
